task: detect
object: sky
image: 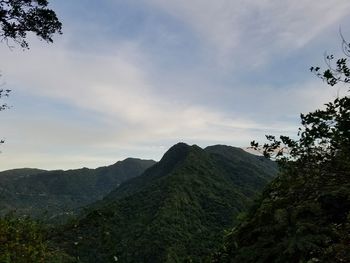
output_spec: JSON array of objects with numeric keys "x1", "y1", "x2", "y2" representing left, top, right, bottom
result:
[{"x1": 0, "y1": 0, "x2": 350, "y2": 170}]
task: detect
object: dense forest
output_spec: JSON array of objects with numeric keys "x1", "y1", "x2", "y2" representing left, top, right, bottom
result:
[
  {"x1": 52, "y1": 144, "x2": 276, "y2": 262},
  {"x1": 1, "y1": 144, "x2": 277, "y2": 262},
  {"x1": 0, "y1": 159, "x2": 155, "y2": 220},
  {"x1": 213, "y1": 36, "x2": 350, "y2": 262},
  {"x1": 1, "y1": 1, "x2": 349, "y2": 262}
]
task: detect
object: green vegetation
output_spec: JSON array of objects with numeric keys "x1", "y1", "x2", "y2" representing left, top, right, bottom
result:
[
  {"x1": 0, "y1": 158, "x2": 155, "y2": 221},
  {"x1": 1, "y1": 3, "x2": 348, "y2": 260},
  {"x1": 53, "y1": 143, "x2": 277, "y2": 262},
  {"x1": 0, "y1": 214, "x2": 73, "y2": 263},
  {"x1": 213, "y1": 38, "x2": 350, "y2": 263},
  {"x1": 213, "y1": 159, "x2": 350, "y2": 262}
]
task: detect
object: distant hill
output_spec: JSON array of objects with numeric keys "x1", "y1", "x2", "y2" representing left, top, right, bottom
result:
[
  {"x1": 0, "y1": 158, "x2": 156, "y2": 220},
  {"x1": 0, "y1": 168, "x2": 47, "y2": 180},
  {"x1": 55, "y1": 143, "x2": 277, "y2": 262}
]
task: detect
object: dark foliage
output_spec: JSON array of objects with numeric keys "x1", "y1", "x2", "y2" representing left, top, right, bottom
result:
[
  {"x1": 0, "y1": 0, "x2": 62, "y2": 48},
  {"x1": 214, "y1": 37, "x2": 350, "y2": 263},
  {"x1": 0, "y1": 86, "x2": 10, "y2": 111},
  {"x1": 0, "y1": 83, "x2": 10, "y2": 145},
  {"x1": 0, "y1": 214, "x2": 74, "y2": 262},
  {"x1": 310, "y1": 32, "x2": 350, "y2": 88}
]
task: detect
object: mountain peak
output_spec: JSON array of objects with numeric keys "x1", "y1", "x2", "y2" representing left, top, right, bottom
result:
[
  {"x1": 168, "y1": 142, "x2": 191, "y2": 150},
  {"x1": 57, "y1": 142, "x2": 277, "y2": 262},
  {"x1": 159, "y1": 142, "x2": 203, "y2": 166},
  {"x1": 162, "y1": 142, "x2": 189, "y2": 157}
]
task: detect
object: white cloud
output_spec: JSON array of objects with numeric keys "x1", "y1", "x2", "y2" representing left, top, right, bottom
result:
[
  {"x1": 0, "y1": 0, "x2": 349, "y2": 170},
  {"x1": 1, "y1": 41, "x2": 277, "y2": 169},
  {"x1": 0, "y1": 34, "x2": 343, "y2": 170},
  {"x1": 146, "y1": 0, "x2": 350, "y2": 65}
]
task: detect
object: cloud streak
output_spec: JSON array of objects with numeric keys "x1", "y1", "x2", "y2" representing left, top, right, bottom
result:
[
  {"x1": 0, "y1": 0, "x2": 349, "y2": 170},
  {"x1": 146, "y1": 0, "x2": 350, "y2": 66}
]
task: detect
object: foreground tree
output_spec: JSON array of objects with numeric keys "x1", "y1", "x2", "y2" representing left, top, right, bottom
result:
[
  {"x1": 0, "y1": 0, "x2": 62, "y2": 49},
  {"x1": 0, "y1": 83, "x2": 10, "y2": 145},
  {"x1": 0, "y1": 3, "x2": 62, "y2": 262},
  {"x1": 250, "y1": 32, "x2": 350, "y2": 167},
  {"x1": 0, "y1": 214, "x2": 74, "y2": 263},
  {"x1": 0, "y1": 0, "x2": 62, "y2": 144},
  {"x1": 213, "y1": 37, "x2": 350, "y2": 263}
]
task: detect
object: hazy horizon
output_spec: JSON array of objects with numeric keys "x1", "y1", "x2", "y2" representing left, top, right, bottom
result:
[{"x1": 1, "y1": 0, "x2": 349, "y2": 170}]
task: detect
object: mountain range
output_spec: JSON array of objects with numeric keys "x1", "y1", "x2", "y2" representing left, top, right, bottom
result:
[
  {"x1": 0, "y1": 158, "x2": 155, "y2": 220},
  {"x1": 54, "y1": 143, "x2": 277, "y2": 262}
]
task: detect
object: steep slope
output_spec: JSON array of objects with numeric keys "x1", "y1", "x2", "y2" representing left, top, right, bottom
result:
[
  {"x1": 205, "y1": 145, "x2": 277, "y2": 197},
  {"x1": 214, "y1": 162, "x2": 350, "y2": 263},
  {"x1": 0, "y1": 158, "x2": 155, "y2": 219},
  {"x1": 55, "y1": 143, "x2": 277, "y2": 262}
]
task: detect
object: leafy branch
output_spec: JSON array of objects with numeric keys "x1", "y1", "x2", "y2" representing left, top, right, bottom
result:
[
  {"x1": 0, "y1": 0, "x2": 62, "y2": 49},
  {"x1": 251, "y1": 34, "x2": 350, "y2": 169}
]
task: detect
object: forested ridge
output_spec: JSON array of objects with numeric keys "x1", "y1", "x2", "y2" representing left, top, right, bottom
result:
[
  {"x1": 0, "y1": 158, "x2": 155, "y2": 221},
  {"x1": 52, "y1": 143, "x2": 276, "y2": 262},
  {"x1": 1, "y1": 1, "x2": 349, "y2": 262}
]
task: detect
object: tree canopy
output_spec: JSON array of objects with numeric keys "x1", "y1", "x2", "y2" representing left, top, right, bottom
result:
[
  {"x1": 250, "y1": 35, "x2": 350, "y2": 170},
  {"x1": 0, "y1": 0, "x2": 62, "y2": 49},
  {"x1": 0, "y1": 214, "x2": 74, "y2": 263},
  {"x1": 214, "y1": 35, "x2": 350, "y2": 263}
]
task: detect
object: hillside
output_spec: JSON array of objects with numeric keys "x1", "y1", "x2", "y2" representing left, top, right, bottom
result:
[
  {"x1": 0, "y1": 158, "x2": 155, "y2": 220},
  {"x1": 212, "y1": 66, "x2": 350, "y2": 262},
  {"x1": 54, "y1": 143, "x2": 277, "y2": 262},
  {"x1": 214, "y1": 163, "x2": 350, "y2": 262}
]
